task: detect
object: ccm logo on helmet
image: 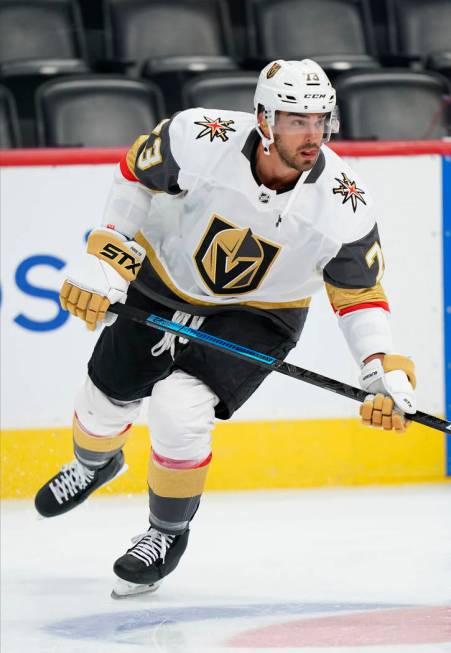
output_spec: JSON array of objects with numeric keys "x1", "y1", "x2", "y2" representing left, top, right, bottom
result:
[
  {"x1": 100, "y1": 243, "x2": 141, "y2": 275},
  {"x1": 304, "y1": 94, "x2": 326, "y2": 99}
]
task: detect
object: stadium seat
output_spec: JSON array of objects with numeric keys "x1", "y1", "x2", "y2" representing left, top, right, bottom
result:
[
  {"x1": 386, "y1": 0, "x2": 451, "y2": 77},
  {"x1": 182, "y1": 72, "x2": 259, "y2": 112},
  {"x1": 0, "y1": 84, "x2": 21, "y2": 148},
  {"x1": 35, "y1": 76, "x2": 165, "y2": 147},
  {"x1": 334, "y1": 70, "x2": 450, "y2": 140},
  {"x1": 245, "y1": 0, "x2": 380, "y2": 73},
  {"x1": 0, "y1": 0, "x2": 89, "y2": 78},
  {"x1": 104, "y1": 0, "x2": 236, "y2": 76}
]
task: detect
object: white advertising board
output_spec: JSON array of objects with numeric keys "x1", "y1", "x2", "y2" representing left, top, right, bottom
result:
[{"x1": 0, "y1": 156, "x2": 444, "y2": 428}]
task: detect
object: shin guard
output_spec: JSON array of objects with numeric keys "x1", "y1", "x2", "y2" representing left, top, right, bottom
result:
[
  {"x1": 73, "y1": 413, "x2": 131, "y2": 469},
  {"x1": 147, "y1": 450, "x2": 212, "y2": 534}
]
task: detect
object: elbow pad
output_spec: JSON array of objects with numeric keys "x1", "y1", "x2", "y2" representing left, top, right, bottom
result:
[
  {"x1": 338, "y1": 307, "x2": 393, "y2": 365},
  {"x1": 102, "y1": 164, "x2": 153, "y2": 238}
]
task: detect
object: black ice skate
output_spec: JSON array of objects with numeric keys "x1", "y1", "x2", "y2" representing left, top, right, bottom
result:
[
  {"x1": 112, "y1": 527, "x2": 190, "y2": 598},
  {"x1": 34, "y1": 452, "x2": 126, "y2": 518}
]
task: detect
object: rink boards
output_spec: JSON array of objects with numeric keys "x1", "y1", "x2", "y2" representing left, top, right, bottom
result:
[{"x1": 1, "y1": 142, "x2": 450, "y2": 497}]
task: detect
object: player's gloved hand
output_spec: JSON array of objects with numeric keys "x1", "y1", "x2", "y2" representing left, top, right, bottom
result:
[
  {"x1": 60, "y1": 227, "x2": 145, "y2": 331},
  {"x1": 359, "y1": 354, "x2": 416, "y2": 432}
]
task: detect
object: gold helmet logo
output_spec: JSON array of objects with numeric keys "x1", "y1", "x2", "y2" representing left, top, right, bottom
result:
[
  {"x1": 194, "y1": 215, "x2": 281, "y2": 295},
  {"x1": 266, "y1": 62, "x2": 281, "y2": 79}
]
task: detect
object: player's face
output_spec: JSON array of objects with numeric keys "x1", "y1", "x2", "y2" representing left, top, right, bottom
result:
[{"x1": 273, "y1": 112, "x2": 326, "y2": 171}]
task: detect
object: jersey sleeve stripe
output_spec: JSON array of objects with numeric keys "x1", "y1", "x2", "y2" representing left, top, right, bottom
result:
[
  {"x1": 325, "y1": 281, "x2": 389, "y2": 313},
  {"x1": 336, "y1": 301, "x2": 390, "y2": 316},
  {"x1": 119, "y1": 155, "x2": 138, "y2": 181}
]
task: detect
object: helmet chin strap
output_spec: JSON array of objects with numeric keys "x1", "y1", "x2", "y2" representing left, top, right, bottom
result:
[
  {"x1": 256, "y1": 109, "x2": 275, "y2": 156},
  {"x1": 256, "y1": 124, "x2": 274, "y2": 155}
]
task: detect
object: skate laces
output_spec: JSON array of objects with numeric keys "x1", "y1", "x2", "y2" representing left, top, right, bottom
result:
[
  {"x1": 128, "y1": 528, "x2": 175, "y2": 567},
  {"x1": 151, "y1": 311, "x2": 205, "y2": 358},
  {"x1": 49, "y1": 460, "x2": 95, "y2": 505}
]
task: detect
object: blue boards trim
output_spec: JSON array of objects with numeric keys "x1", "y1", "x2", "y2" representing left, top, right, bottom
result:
[{"x1": 442, "y1": 156, "x2": 451, "y2": 475}]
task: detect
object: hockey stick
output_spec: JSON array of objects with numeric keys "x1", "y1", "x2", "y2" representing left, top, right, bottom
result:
[{"x1": 108, "y1": 303, "x2": 451, "y2": 434}]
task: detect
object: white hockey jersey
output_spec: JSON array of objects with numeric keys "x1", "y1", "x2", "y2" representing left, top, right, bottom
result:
[{"x1": 114, "y1": 108, "x2": 388, "y2": 338}]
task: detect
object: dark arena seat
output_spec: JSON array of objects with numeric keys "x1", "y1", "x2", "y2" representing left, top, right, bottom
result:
[
  {"x1": 35, "y1": 76, "x2": 165, "y2": 147},
  {"x1": 104, "y1": 0, "x2": 236, "y2": 76},
  {"x1": 0, "y1": 0, "x2": 90, "y2": 145},
  {"x1": 0, "y1": 84, "x2": 21, "y2": 148},
  {"x1": 334, "y1": 69, "x2": 451, "y2": 140},
  {"x1": 246, "y1": 0, "x2": 380, "y2": 74},
  {"x1": 0, "y1": 0, "x2": 89, "y2": 78},
  {"x1": 387, "y1": 0, "x2": 451, "y2": 77},
  {"x1": 182, "y1": 72, "x2": 259, "y2": 112}
]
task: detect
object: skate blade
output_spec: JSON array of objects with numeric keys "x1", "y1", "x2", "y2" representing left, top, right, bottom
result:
[{"x1": 111, "y1": 577, "x2": 161, "y2": 599}]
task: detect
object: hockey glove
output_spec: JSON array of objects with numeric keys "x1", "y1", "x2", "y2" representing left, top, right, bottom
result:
[
  {"x1": 359, "y1": 354, "x2": 416, "y2": 432},
  {"x1": 60, "y1": 227, "x2": 145, "y2": 331}
]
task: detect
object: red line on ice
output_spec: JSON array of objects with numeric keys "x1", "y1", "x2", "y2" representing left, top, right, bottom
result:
[{"x1": 226, "y1": 606, "x2": 451, "y2": 647}]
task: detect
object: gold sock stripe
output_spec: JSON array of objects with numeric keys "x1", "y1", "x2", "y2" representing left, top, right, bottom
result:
[
  {"x1": 148, "y1": 457, "x2": 210, "y2": 498},
  {"x1": 383, "y1": 354, "x2": 416, "y2": 389},
  {"x1": 73, "y1": 416, "x2": 129, "y2": 453}
]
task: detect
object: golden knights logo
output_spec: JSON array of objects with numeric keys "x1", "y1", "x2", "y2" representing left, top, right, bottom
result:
[
  {"x1": 194, "y1": 215, "x2": 281, "y2": 295},
  {"x1": 266, "y1": 62, "x2": 281, "y2": 79},
  {"x1": 194, "y1": 116, "x2": 236, "y2": 142},
  {"x1": 332, "y1": 172, "x2": 366, "y2": 213}
]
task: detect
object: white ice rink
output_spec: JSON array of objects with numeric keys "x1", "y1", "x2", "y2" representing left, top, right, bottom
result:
[{"x1": 2, "y1": 484, "x2": 451, "y2": 653}]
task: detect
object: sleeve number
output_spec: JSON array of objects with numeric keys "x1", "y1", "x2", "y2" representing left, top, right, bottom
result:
[
  {"x1": 137, "y1": 118, "x2": 170, "y2": 171},
  {"x1": 365, "y1": 242, "x2": 384, "y2": 283}
]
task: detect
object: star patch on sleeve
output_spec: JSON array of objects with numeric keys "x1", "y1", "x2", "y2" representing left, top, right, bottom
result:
[
  {"x1": 194, "y1": 116, "x2": 236, "y2": 142},
  {"x1": 332, "y1": 172, "x2": 366, "y2": 213}
]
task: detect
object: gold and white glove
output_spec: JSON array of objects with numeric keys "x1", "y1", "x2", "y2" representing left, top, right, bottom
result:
[
  {"x1": 359, "y1": 354, "x2": 416, "y2": 432},
  {"x1": 60, "y1": 227, "x2": 145, "y2": 331}
]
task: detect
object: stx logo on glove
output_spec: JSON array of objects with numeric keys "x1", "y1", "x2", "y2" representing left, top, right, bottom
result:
[
  {"x1": 100, "y1": 243, "x2": 141, "y2": 275},
  {"x1": 87, "y1": 229, "x2": 145, "y2": 283}
]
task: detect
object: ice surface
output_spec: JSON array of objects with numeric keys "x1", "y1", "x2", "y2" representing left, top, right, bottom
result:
[{"x1": 2, "y1": 484, "x2": 451, "y2": 652}]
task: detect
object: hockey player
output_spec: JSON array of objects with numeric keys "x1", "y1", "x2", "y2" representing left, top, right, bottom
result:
[{"x1": 35, "y1": 60, "x2": 416, "y2": 597}]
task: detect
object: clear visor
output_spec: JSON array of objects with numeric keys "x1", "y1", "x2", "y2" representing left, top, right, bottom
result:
[{"x1": 272, "y1": 108, "x2": 340, "y2": 143}]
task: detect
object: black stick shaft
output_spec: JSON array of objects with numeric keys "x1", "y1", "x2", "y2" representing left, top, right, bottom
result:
[{"x1": 108, "y1": 303, "x2": 451, "y2": 434}]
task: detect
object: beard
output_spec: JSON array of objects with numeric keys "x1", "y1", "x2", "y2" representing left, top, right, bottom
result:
[{"x1": 274, "y1": 134, "x2": 319, "y2": 171}]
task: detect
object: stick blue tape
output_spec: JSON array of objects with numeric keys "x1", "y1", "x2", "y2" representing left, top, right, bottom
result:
[{"x1": 147, "y1": 315, "x2": 278, "y2": 366}]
